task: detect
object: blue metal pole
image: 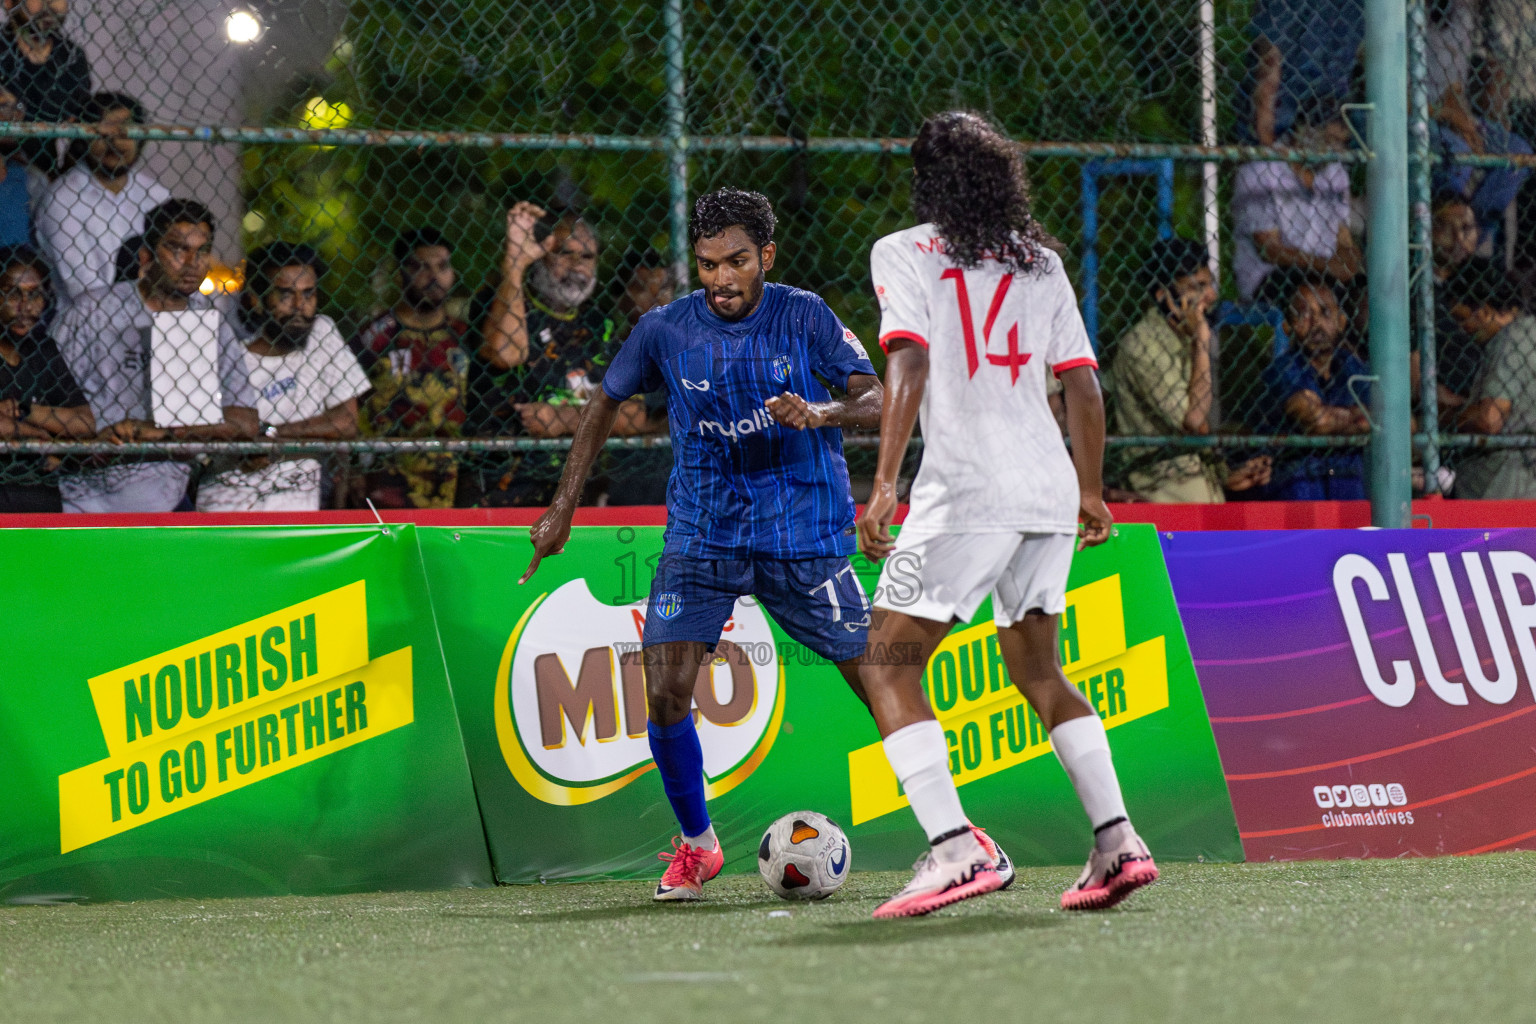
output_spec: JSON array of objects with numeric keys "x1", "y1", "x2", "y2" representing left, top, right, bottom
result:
[{"x1": 1366, "y1": 0, "x2": 1413, "y2": 526}]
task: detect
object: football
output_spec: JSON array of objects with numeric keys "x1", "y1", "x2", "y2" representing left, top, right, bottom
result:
[{"x1": 757, "y1": 810, "x2": 851, "y2": 900}]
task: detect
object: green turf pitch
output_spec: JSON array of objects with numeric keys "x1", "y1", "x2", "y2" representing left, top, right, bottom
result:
[{"x1": 2, "y1": 855, "x2": 1534, "y2": 1024}]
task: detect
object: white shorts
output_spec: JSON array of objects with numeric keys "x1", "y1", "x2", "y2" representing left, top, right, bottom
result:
[{"x1": 874, "y1": 531, "x2": 1075, "y2": 627}]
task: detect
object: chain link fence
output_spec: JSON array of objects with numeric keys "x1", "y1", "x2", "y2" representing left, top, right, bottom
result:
[{"x1": 0, "y1": 0, "x2": 1530, "y2": 512}]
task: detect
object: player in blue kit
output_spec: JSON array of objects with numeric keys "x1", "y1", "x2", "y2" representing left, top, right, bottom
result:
[{"x1": 521, "y1": 188, "x2": 884, "y2": 900}]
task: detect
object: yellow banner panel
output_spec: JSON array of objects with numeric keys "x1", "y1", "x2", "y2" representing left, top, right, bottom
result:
[
  {"x1": 848, "y1": 635, "x2": 1168, "y2": 825},
  {"x1": 86, "y1": 581, "x2": 370, "y2": 756},
  {"x1": 60, "y1": 645, "x2": 412, "y2": 854}
]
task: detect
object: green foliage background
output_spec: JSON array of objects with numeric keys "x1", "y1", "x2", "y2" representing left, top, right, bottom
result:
[{"x1": 240, "y1": 0, "x2": 1260, "y2": 375}]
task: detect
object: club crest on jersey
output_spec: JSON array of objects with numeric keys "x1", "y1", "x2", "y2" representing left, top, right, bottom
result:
[
  {"x1": 771, "y1": 355, "x2": 790, "y2": 383},
  {"x1": 654, "y1": 592, "x2": 685, "y2": 620}
]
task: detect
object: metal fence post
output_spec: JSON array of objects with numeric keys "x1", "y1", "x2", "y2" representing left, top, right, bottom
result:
[
  {"x1": 1366, "y1": 0, "x2": 1413, "y2": 527},
  {"x1": 1407, "y1": 0, "x2": 1438, "y2": 496},
  {"x1": 663, "y1": 0, "x2": 691, "y2": 295}
]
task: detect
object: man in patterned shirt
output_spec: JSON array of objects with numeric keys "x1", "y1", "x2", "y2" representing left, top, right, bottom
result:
[{"x1": 354, "y1": 227, "x2": 470, "y2": 509}]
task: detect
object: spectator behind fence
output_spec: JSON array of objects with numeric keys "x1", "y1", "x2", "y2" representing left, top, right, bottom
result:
[
  {"x1": 354, "y1": 226, "x2": 469, "y2": 509},
  {"x1": 1446, "y1": 263, "x2": 1536, "y2": 497},
  {"x1": 1427, "y1": 0, "x2": 1531, "y2": 247},
  {"x1": 1108, "y1": 237, "x2": 1271, "y2": 503},
  {"x1": 0, "y1": 243, "x2": 90, "y2": 511},
  {"x1": 1484, "y1": 0, "x2": 1536, "y2": 145},
  {"x1": 0, "y1": 83, "x2": 46, "y2": 247},
  {"x1": 1236, "y1": 0, "x2": 1364, "y2": 146},
  {"x1": 1432, "y1": 192, "x2": 1479, "y2": 282},
  {"x1": 605, "y1": 248, "x2": 675, "y2": 506},
  {"x1": 196, "y1": 243, "x2": 370, "y2": 512},
  {"x1": 0, "y1": 0, "x2": 89, "y2": 175},
  {"x1": 37, "y1": 92, "x2": 169, "y2": 304},
  {"x1": 1258, "y1": 272, "x2": 1372, "y2": 499},
  {"x1": 463, "y1": 201, "x2": 654, "y2": 506},
  {"x1": 55, "y1": 199, "x2": 256, "y2": 512},
  {"x1": 1233, "y1": 98, "x2": 1360, "y2": 302},
  {"x1": 1410, "y1": 202, "x2": 1479, "y2": 426}
]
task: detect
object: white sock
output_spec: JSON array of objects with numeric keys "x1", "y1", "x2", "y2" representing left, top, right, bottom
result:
[
  {"x1": 1050, "y1": 715, "x2": 1132, "y2": 850},
  {"x1": 684, "y1": 825, "x2": 717, "y2": 851},
  {"x1": 882, "y1": 720, "x2": 979, "y2": 863}
]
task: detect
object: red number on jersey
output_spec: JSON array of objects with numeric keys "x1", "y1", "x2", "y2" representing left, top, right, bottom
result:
[{"x1": 940, "y1": 268, "x2": 1031, "y2": 384}]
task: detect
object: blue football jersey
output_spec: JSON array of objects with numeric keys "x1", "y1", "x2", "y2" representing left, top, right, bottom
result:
[{"x1": 601, "y1": 283, "x2": 876, "y2": 559}]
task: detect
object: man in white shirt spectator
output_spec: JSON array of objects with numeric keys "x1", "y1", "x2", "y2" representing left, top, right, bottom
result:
[
  {"x1": 1233, "y1": 98, "x2": 1361, "y2": 302},
  {"x1": 196, "y1": 242, "x2": 369, "y2": 511},
  {"x1": 55, "y1": 199, "x2": 256, "y2": 512},
  {"x1": 36, "y1": 91, "x2": 169, "y2": 304}
]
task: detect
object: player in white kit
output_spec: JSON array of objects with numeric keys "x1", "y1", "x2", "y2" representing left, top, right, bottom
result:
[{"x1": 857, "y1": 111, "x2": 1158, "y2": 919}]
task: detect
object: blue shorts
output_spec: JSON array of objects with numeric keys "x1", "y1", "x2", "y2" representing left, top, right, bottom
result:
[{"x1": 644, "y1": 554, "x2": 870, "y2": 663}]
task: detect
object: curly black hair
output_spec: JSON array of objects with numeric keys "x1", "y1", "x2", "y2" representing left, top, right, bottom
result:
[
  {"x1": 246, "y1": 241, "x2": 327, "y2": 300},
  {"x1": 911, "y1": 110, "x2": 1047, "y2": 275},
  {"x1": 689, "y1": 187, "x2": 775, "y2": 249},
  {"x1": 143, "y1": 198, "x2": 215, "y2": 250}
]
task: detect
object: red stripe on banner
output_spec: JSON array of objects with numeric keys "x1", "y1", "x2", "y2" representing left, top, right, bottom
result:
[
  {"x1": 1239, "y1": 763, "x2": 1536, "y2": 839},
  {"x1": 1459, "y1": 827, "x2": 1536, "y2": 856},
  {"x1": 1210, "y1": 693, "x2": 1379, "y2": 724},
  {"x1": 1223, "y1": 704, "x2": 1536, "y2": 781}
]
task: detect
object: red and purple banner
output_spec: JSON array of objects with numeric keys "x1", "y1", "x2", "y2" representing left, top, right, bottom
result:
[{"x1": 1163, "y1": 529, "x2": 1536, "y2": 861}]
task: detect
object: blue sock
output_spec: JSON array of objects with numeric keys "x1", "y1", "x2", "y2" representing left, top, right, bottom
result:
[{"x1": 648, "y1": 716, "x2": 710, "y2": 837}]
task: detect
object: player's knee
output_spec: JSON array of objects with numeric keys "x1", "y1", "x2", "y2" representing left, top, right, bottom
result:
[{"x1": 645, "y1": 670, "x2": 696, "y2": 726}]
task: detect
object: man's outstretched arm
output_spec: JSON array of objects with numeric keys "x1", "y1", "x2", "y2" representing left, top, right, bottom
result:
[
  {"x1": 857, "y1": 345, "x2": 926, "y2": 561},
  {"x1": 520, "y1": 390, "x2": 623, "y2": 582},
  {"x1": 1060, "y1": 365, "x2": 1113, "y2": 549}
]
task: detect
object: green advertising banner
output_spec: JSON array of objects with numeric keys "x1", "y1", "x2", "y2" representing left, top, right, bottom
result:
[
  {"x1": 418, "y1": 522, "x2": 1240, "y2": 883},
  {"x1": 0, "y1": 525, "x2": 493, "y2": 903}
]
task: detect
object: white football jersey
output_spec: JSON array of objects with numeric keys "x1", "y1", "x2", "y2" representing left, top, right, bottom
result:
[{"x1": 870, "y1": 223, "x2": 1098, "y2": 535}]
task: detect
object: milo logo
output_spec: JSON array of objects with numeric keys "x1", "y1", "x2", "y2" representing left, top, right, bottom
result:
[{"x1": 492, "y1": 580, "x2": 784, "y2": 806}]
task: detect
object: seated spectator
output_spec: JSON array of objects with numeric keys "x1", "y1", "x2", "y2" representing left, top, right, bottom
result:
[
  {"x1": 1108, "y1": 237, "x2": 1271, "y2": 503},
  {"x1": 0, "y1": 243, "x2": 90, "y2": 511},
  {"x1": 1446, "y1": 266, "x2": 1536, "y2": 497},
  {"x1": 196, "y1": 243, "x2": 369, "y2": 512},
  {"x1": 0, "y1": 0, "x2": 90, "y2": 175},
  {"x1": 462, "y1": 201, "x2": 655, "y2": 506},
  {"x1": 1233, "y1": 97, "x2": 1361, "y2": 302},
  {"x1": 1431, "y1": 193, "x2": 1479, "y2": 283},
  {"x1": 354, "y1": 226, "x2": 470, "y2": 509},
  {"x1": 1235, "y1": 0, "x2": 1365, "y2": 146},
  {"x1": 55, "y1": 199, "x2": 256, "y2": 512},
  {"x1": 1428, "y1": 0, "x2": 1531, "y2": 248},
  {"x1": 1258, "y1": 271, "x2": 1372, "y2": 499},
  {"x1": 0, "y1": 84, "x2": 45, "y2": 248},
  {"x1": 1419, "y1": 195, "x2": 1478, "y2": 413},
  {"x1": 605, "y1": 248, "x2": 675, "y2": 506},
  {"x1": 37, "y1": 92, "x2": 170, "y2": 304},
  {"x1": 1422, "y1": 256, "x2": 1507, "y2": 427}
]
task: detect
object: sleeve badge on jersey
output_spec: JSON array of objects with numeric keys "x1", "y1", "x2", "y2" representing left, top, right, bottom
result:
[{"x1": 842, "y1": 327, "x2": 864, "y2": 353}]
